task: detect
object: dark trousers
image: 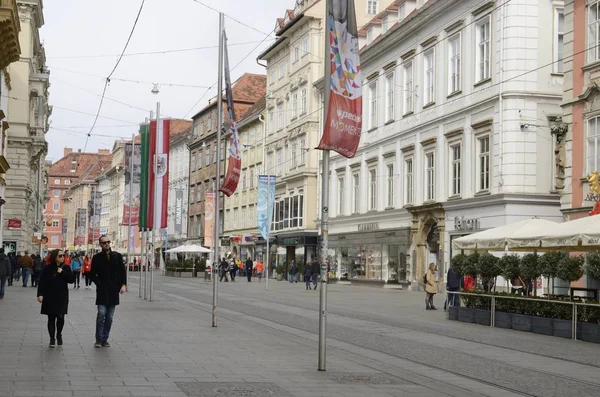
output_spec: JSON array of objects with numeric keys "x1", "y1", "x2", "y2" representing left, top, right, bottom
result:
[
  {"x1": 47, "y1": 314, "x2": 65, "y2": 339},
  {"x1": 229, "y1": 269, "x2": 236, "y2": 281},
  {"x1": 32, "y1": 270, "x2": 41, "y2": 287},
  {"x1": 219, "y1": 270, "x2": 228, "y2": 282},
  {"x1": 312, "y1": 273, "x2": 318, "y2": 288},
  {"x1": 426, "y1": 292, "x2": 435, "y2": 309},
  {"x1": 444, "y1": 288, "x2": 460, "y2": 310},
  {"x1": 305, "y1": 276, "x2": 312, "y2": 290},
  {"x1": 246, "y1": 269, "x2": 252, "y2": 282},
  {"x1": 73, "y1": 271, "x2": 81, "y2": 288}
]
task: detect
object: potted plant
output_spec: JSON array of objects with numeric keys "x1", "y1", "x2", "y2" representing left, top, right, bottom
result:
[
  {"x1": 297, "y1": 262, "x2": 304, "y2": 283},
  {"x1": 478, "y1": 253, "x2": 500, "y2": 292},
  {"x1": 586, "y1": 251, "x2": 600, "y2": 281},
  {"x1": 276, "y1": 264, "x2": 284, "y2": 281},
  {"x1": 520, "y1": 253, "x2": 540, "y2": 296},
  {"x1": 539, "y1": 251, "x2": 566, "y2": 296},
  {"x1": 456, "y1": 253, "x2": 480, "y2": 322}
]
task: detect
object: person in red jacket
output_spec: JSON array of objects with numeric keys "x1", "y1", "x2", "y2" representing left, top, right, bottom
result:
[{"x1": 82, "y1": 253, "x2": 93, "y2": 289}]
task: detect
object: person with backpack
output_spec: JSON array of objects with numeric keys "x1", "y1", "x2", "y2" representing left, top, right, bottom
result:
[
  {"x1": 71, "y1": 253, "x2": 83, "y2": 289},
  {"x1": 82, "y1": 253, "x2": 93, "y2": 289},
  {"x1": 32, "y1": 254, "x2": 43, "y2": 287}
]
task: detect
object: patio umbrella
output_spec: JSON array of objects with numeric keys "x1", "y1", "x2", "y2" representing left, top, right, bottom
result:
[
  {"x1": 165, "y1": 244, "x2": 211, "y2": 253},
  {"x1": 540, "y1": 214, "x2": 600, "y2": 249},
  {"x1": 452, "y1": 218, "x2": 558, "y2": 251}
]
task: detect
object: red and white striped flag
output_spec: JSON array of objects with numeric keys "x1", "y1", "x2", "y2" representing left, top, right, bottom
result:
[{"x1": 147, "y1": 119, "x2": 170, "y2": 229}]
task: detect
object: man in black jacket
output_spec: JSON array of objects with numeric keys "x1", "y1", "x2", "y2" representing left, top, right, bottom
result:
[
  {"x1": 245, "y1": 257, "x2": 253, "y2": 282},
  {"x1": 311, "y1": 258, "x2": 320, "y2": 290},
  {"x1": 0, "y1": 248, "x2": 10, "y2": 298},
  {"x1": 90, "y1": 235, "x2": 127, "y2": 348}
]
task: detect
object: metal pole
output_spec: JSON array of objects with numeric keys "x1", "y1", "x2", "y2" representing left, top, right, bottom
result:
[
  {"x1": 144, "y1": 229, "x2": 148, "y2": 300},
  {"x1": 318, "y1": 0, "x2": 331, "y2": 372},
  {"x1": 212, "y1": 12, "x2": 224, "y2": 328},
  {"x1": 126, "y1": 134, "x2": 134, "y2": 287},
  {"x1": 139, "y1": 229, "x2": 144, "y2": 298},
  {"x1": 151, "y1": 102, "x2": 160, "y2": 302}
]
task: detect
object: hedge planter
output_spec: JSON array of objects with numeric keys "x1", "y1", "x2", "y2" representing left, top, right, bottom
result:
[
  {"x1": 474, "y1": 309, "x2": 491, "y2": 326},
  {"x1": 531, "y1": 317, "x2": 553, "y2": 336},
  {"x1": 578, "y1": 322, "x2": 600, "y2": 343},
  {"x1": 511, "y1": 314, "x2": 532, "y2": 332},
  {"x1": 448, "y1": 306, "x2": 459, "y2": 321},
  {"x1": 553, "y1": 319, "x2": 572, "y2": 339},
  {"x1": 494, "y1": 312, "x2": 512, "y2": 329},
  {"x1": 458, "y1": 307, "x2": 475, "y2": 323}
]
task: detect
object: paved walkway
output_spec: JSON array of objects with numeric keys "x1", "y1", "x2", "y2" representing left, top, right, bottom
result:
[{"x1": 0, "y1": 273, "x2": 599, "y2": 397}]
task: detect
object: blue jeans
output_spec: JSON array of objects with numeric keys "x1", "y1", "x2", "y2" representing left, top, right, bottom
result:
[
  {"x1": 96, "y1": 305, "x2": 116, "y2": 343},
  {"x1": 0, "y1": 277, "x2": 6, "y2": 297},
  {"x1": 289, "y1": 274, "x2": 297, "y2": 283},
  {"x1": 312, "y1": 273, "x2": 318, "y2": 288},
  {"x1": 21, "y1": 268, "x2": 30, "y2": 286}
]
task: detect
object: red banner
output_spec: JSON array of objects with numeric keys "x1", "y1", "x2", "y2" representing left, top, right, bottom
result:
[
  {"x1": 219, "y1": 30, "x2": 242, "y2": 197},
  {"x1": 316, "y1": 0, "x2": 363, "y2": 158},
  {"x1": 7, "y1": 219, "x2": 21, "y2": 230}
]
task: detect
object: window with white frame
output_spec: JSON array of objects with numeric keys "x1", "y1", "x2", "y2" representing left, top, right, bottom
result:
[
  {"x1": 291, "y1": 91, "x2": 298, "y2": 119},
  {"x1": 382, "y1": 15, "x2": 389, "y2": 33},
  {"x1": 277, "y1": 150, "x2": 283, "y2": 175},
  {"x1": 64, "y1": 179, "x2": 70, "y2": 185},
  {"x1": 53, "y1": 189, "x2": 61, "y2": 197},
  {"x1": 367, "y1": 0, "x2": 378, "y2": 14},
  {"x1": 387, "y1": 164, "x2": 394, "y2": 207},
  {"x1": 385, "y1": 73, "x2": 394, "y2": 122},
  {"x1": 268, "y1": 109, "x2": 275, "y2": 134},
  {"x1": 256, "y1": 122, "x2": 263, "y2": 143},
  {"x1": 241, "y1": 207, "x2": 247, "y2": 229},
  {"x1": 191, "y1": 151, "x2": 196, "y2": 170},
  {"x1": 51, "y1": 235, "x2": 59, "y2": 245},
  {"x1": 424, "y1": 49, "x2": 435, "y2": 105},
  {"x1": 367, "y1": 28, "x2": 373, "y2": 43},
  {"x1": 278, "y1": 62, "x2": 285, "y2": 79},
  {"x1": 426, "y1": 151, "x2": 435, "y2": 201},
  {"x1": 450, "y1": 143, "x2": 462, "y2": 196},
  {"x1": 338, "y1": 177, "x2": 345, "y2": 215},
  {"x1": 250, "y1": 168, "x2": 255, "y2": 189},
  {"x1": 197, "y1": 151, "x2": 202, "y2": 169},
  {"x1": 555, "y1": 8, "x2": 564, "y2": 73},
  {"x1": 233, "y1": 209, "x2": 238, "y2": 229},
  {"x1": 369, "y1": 169, "x2": 377, "y2": 210},
  {"x1": 267, "y1": 152, "x2": 274, "y2": 175},
  {"x1": 291, "y1": 141, "x2": 297, "y2": 168},
  {"x1": 293, "y1": 45, "x2": 300, "y2": 63},
  {"x1": 52, "y1": 219, "x2": 59, "y2": 227},
  {"x1": 205, "y1": 146, "x2": 210, "y2": 166},
  {"x1": 404, "y1": 61, "x2": 414, "y2": 114},
  {"x1": 277, "y1": 103, "x2": 284, "y2": 130},
  {"x1": 398, "y1": 4, "x2": 406, "y2": 20},
  {"x1": 300, "y1": 139, "x2": 306, "y2": 165},
  {"x1": 477, "y1": 135, "x2": 490, "y2": 191},
  {"x1": 590, "y1": 2, "x2": 600, "y2": 62},
  {"x1": 405, "y1": 158, "x2": 413, "y2": 204},
  {"x1": 268, "y1": 68, "x2": 275, "y2": 84},
  {"x1": 300, "y1": 87, "x2": 307, "y2": 114},
  {"x1": 352, "y1": 172, "x2": 360, "y2": 213},
  {"x1": 54, "y1": 179, "x2": 60, "y2": 185},
  {"x1": 302, "y1": 36, "x2": 309, "y2": 56},
  {"x1": 588, "y1": 116, "x2": 600, "y2": 173},
  {"x1": 476, "y1": 18, "x2": 491, "y2": 82},
  {"x1": 213, "y1": 145, "x2": 217, "y2": 163},
  {"x1": 369, "y1": 82, "x2": 377, "y2": 129},
  {"x1": 242, "y1": 170, "x2": 247, "y2": 190},
  {"x1": 448, "y1": 33, "x2": 461, "y2": 94}
]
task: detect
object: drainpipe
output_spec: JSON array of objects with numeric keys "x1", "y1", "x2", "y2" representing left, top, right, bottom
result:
[
  {"x1": 259, "y1": 114, "x2": 266, "y2": 168},
  {"x1": 498, "y1": 1, "x2": 505, "y2": 190}
]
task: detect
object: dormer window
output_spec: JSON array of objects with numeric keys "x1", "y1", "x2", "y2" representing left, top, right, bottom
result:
[
  {"x1": 382, "y1": 15, "x2": 389, "y2": 33},
  {"x1": 367, "y1": 28, "x2": 373, "y2": 43}
]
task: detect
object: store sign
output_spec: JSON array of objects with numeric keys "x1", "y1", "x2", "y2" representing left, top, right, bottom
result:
[
  {"x1": 7, "y1": 219, "x2": 21, "y2": 230},
  {"x1": 358, "y1": 222, "x2": 379, "y2": 232},
  {"x1": 244, "y1": 235, "x2": 256, "y2": 242},
  {"x1": 454, "y1": 216, "x2": 480, "y2": 231},
  {"x1": 278, "y1": 236, "x2": 304, "y2": 246},
  {"x1": 174, "y1": 189, "x2": 183, "y2": 232}
]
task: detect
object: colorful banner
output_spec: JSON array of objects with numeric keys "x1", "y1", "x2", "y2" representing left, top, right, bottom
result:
[
  {"x1": 204, "y1": 192, "x2": 215, "y2": 248},
  {"x1": 219, "y1": 31, "x2": 242, "y2": 197},
  {"x1": 123, "y1": 141, "x2": 142, "y2": 225},
  {"x1": 87, "y1": 190, "x2": 101, "y2": 244},
  {"x1": 61, "y1": 217, "x2": 67, "y2": 246},
  {"x1": 257, "y1": 175, "x2": 276, "y2": 241},
  {"x1": 316, "y1": 0, "x2": 363, "y2": 159},
  {"x1": 148, "y1": 119, "x2": 170, "y2": 229},
  {"x1": 139, "y1": 124, "x2": 150, "y2": 230},
  {"x1": 174, "y1": 189, "x2": 183, "y2": 233},
  {"x1": 75, "y1": 208, "x2": 86, "y2": 246}
]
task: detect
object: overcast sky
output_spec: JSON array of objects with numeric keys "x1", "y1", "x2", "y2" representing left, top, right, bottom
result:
[{"x1": 43, "y1": 0, "x2": 285, "y2": 162}]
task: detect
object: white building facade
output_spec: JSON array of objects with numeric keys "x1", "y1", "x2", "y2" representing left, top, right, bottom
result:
[{"x1": 325, "y1": 0, "x2": 565, "y2": 287}]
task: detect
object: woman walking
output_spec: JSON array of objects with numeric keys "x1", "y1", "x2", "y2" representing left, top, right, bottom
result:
[
  {"x1": 37, "y1": 249, "x2": 75, "y2": 347},
  {"x1": 71, "y1": 253, "x2": 83, "y2": 289},
  {"x1": 82, "y1": 253, "x2": 92, "y2": 289}
]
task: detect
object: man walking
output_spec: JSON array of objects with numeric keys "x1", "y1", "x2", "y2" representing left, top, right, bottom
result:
[
  {"x1": 0, "y1": 248, "x2": 10, "y2": 298},
  {"x1": 18, "y1": 251, "x2": 33, "y2": 287},
  {"x1": 289, "y1": 261, "x2": 298, "y2": 283},
  {"x1": 90, "y1": 236, "x2": 126, "y2": 348},
  {"x1": 311, "y1": 257, "x2": 320, "y2": 290},
  {"x1": 245, "y1": 257, "x2": 253, "y2": 282}
]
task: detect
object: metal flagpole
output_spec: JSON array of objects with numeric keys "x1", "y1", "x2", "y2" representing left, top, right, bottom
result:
[
  {"x1": 212, "y1": 12, "x2": 224, "y2": 327},
  {"x1": 126, "y1": 134, "x2": 134, "y2": 287},
  {"x1": 265, "y1": 176, "x2": 269, "y2": 291},
  {"x1": 144, "y1": 228, "x2": 148, "y2": 299},
  {"x1": 318, "y1": 0, "x2": 331, "y2": 372},
  {"x1": 151, "y1": 102, "x2": 160, "y2": 302},
  {"x1": 139, "y1": 228, "x2": 144, "y2": 298}
]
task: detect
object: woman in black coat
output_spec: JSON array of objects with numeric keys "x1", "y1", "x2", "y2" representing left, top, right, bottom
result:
[{"x1": 37, "y1": 249, "x2": 75, "y2": 347}]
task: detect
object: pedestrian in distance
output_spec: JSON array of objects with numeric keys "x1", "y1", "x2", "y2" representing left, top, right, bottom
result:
[
  {"x1": 32, "y1": 254, "x2": 43, "y2": 287},
  {"x1": 444, "y1": 267, "x2": 461, "y2": 311},
  {"x1": 90, "y1": 236, "x2": 127, "y2": 348},
  {"x1": 82, "y1": 253, "x2": 92, "y2": 289},
  {"x1": 256, "y1": 261, "x2": 264, "y2": 282},
  {"x1": 37, "y1": 249, "x2": 75, "y2": 347},
  {"x1": 18, "y1": 251, "x2": 33, "y2": 287},
  {"x1": 311, "y1": 258, "x2": 320, "y2": 290},
  {"x1": 71, "y1": 253, "x2": 83, "y2": 289},
  {"x1": 289, "y1": 261, "x2": 298, "y2": 283},
  {"x1": 304, "y1": 260, "x2": 312, "y2": 290},
  {"x1": 7, "y1": 252, "x2": 16, "y2": 286},
  {"x1": 245, "y1": 257, "x2": 253, "y2": 282},
  {"x1": 0, "y1": 248, "x2": 10, "y2": 299},
  {"x1": 219, "y1": 258, "x2": 229, "y2": 282},
  {"x1": 63, "y1": 250, "x2": 72, "y2": 266},
  {"x1": 424, "y1": 263, "x2": 438, "y2": 310},
  {"x1": 228, "y1": 257, "x2": 236, "y2": 282}
]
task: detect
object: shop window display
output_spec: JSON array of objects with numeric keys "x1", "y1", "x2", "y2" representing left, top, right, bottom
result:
[{"x1": 335, "y1": 244, "x2": 410, "y2": 281}]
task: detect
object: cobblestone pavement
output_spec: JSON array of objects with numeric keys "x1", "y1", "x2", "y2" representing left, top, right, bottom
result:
[{"x1": 0, "y1": 273, "x2": 599, "y2": 397}]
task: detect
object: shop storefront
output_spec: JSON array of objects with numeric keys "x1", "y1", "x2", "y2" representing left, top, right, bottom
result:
[
  {"x1": 275, "y1": 233, "x2": 318, "y2": 278},
  {"x1": 328, "y1": 227, "x2": 412, "y2": 283}
]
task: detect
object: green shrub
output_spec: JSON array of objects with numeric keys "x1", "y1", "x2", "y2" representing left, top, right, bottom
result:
[
  {"x1": 539, "y1": 251, "x2": 566, "y2": 279},
  {"x1": 450, "y1": 253, "x2": 468, "y2": 276},
  {"x1": 586, "y1": 252, "x2": 600, "y2": 281},
  {"x1": 520, "y1": 253, "x2": 540, "y2": 281},
  {"x1": 558, "y1": 255, "x2": 584, "y2": 283},
  {"x1": 462, "y1": 253, "x2": 480, "y2": 278},
  {"x1": 499, "y1": 254, "x2": 521, "y2": 281},
  {"x1": 276, "y1": 264, "x2": 284, "y2": 275}
]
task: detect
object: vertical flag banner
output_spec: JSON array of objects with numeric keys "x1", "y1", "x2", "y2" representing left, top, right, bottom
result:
[
  {"x1": 148, "y1": 119, "x2": 170, "y2": 229},
  {"x1": 61, "y1": 218, "x2": 67, "y2": 246},
  {"x1": 204, "y1": 192, "x2": 215, "y2": 247},
  {"x1": 174, "y1": 189, "x2": 183, "y2": 233},
  {"x1": 87, "y1": 190, "x2": 102, "y2": 244},
  {"x1": 139, "y1": 124, "x2": 150, "y2": 230},
  {"x1": 219, "y1": 31, "x2": 242, "y2": 196},
  {"x1": 75, "y1": 208, "x2": 86, "y2": 246},
  {"x1": 316, "y1": 0, "x2": 363, "y2": 158},
  {"x1": 123, "y1": 141, "x2": 142, "y2": 225},
  {"x1": 257, "y1": 175, "x2": 276, "y2": 241}
]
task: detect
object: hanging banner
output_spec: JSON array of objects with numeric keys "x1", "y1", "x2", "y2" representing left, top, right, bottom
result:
[
  {"x1": 204, "y1": 191, "x2": 215, "y2": 248},
  {"x1": 257, "y1": 175, "x2": 276, "y2": 241},
  {"x1": 174, "y1": 189, "x2": 183, "y2": 233},
  {"x1": 316, "y1": 0, "x2": 363, "y2": 158},
  {"x1": 61, "y1": 217, "x2": 67, "y2": 246},
  {"x1": 139, "y1": 124, "x2": 150, "y2": 230},
  {"x1": 75, "y1": 208, "x2": 86, "y2": 246},
  {"x1": 219, "y1": 31, "x2": 242, "y2": 197},
  {"x1": 148, "y1": 119, "x2": 170, "y2": 229},
  {"x1": 123, "y1": 141, "x2": 142, "y2": 225}
]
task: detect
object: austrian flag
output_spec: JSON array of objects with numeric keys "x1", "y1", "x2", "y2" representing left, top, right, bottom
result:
[{"x1": 147, "y1": 119, "x2": 170, "y2": 229}]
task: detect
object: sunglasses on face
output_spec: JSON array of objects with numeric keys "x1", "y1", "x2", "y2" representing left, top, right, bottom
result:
[{"x1": 57, "y1": 254, "x2": 64, "y2": 258}]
